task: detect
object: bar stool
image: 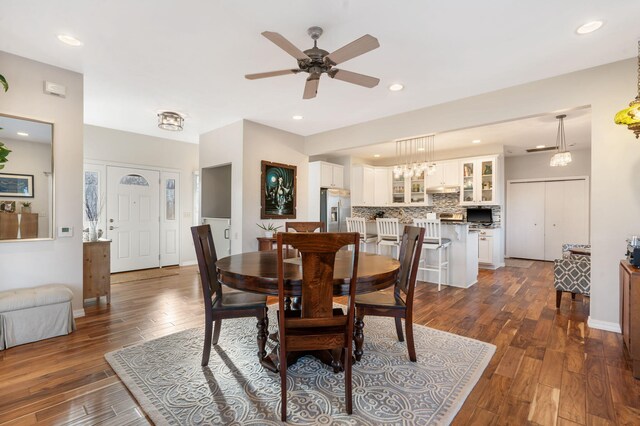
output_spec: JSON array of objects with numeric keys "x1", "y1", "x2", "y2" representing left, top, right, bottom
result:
[
  {"x1": 376, "y1": 218, "x2": 401, "y2": 259},
  {"x1": 346, "y1": 217, "x2": 377, "y2": 253},
  {"x1": 413, "y1": 218, "x2": 451, "y2": 291}
]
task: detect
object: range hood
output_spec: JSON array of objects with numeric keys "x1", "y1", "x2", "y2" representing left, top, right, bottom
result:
[{"x1": 426, "y1": 185, "x2": 460, "y2": 194}]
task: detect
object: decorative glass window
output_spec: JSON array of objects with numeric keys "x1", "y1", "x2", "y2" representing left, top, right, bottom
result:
[
  {"x1": 84, "y1": 171, "x2": 99, "y2": 222},
  {"x1": 166, "y1": 179, "x2": 176, "y2": 220},
  {"x1": 120, "y1": 174, "x2": 149, "y2": 186}
]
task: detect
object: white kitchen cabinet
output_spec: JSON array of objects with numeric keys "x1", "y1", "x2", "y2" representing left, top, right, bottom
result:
[
  {"x1": 391, "y1": 172, "x2": 426, "y2": 205},
  {"x1": 316, "y1": 161, "x2": 344, "y2": 188},
  {"x1": 373, "y1": 167, "x2": 391, "y2": 205},
  {"x1": 351, "y1": 165, "x2": 388, "y2": 206},
  {"x1": 460, "y1": 156, "x2": 498, "y2": 205},
  {"x1": 426, "y1": 160, "x2": 460, "y2": 188},
  {"x1": 506, "y1": 178, "x2": 589, "y2": 261},
  {"x1": 478, "y1": 229, "x2": 494, "y2": 264}
]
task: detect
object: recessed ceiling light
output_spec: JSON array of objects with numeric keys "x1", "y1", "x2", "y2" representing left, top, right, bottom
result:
[
  {"x1": 576, "y1": 21, "x2": 603, "y2": 35},
  {"x1": 472, "y1": 139, "x2": 481, "y2": 144},
  {"x1": 373, "y1": 154, "x2": 381, "y2": 158},
  {"x1": 388, "y1": 83, "x2": 404, "y2": 92},
  {"x1": 536, "y1": 145, "x2": 546, "y2": 149},
  {"x1": 417, "y1": 147, "x2": 425, "y2": 152},
  {"x1": 292, "y1": 115, "x2": 303, "y2": 120},
  {"x1": 57, "y1": 34, "x2": 84, "y2": 46},
  {"x1": 17, "y1": 132, "x2": 29, "y2": 137}
]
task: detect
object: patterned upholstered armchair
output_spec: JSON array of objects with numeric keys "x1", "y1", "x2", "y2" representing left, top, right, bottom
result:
[{"x1": 554, "y1": 243, "x2": 591, "y2": 308}]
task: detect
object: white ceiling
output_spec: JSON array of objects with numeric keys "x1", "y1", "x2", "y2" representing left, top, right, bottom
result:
[
  {"x1": 0, "y1": 116, "x2": 52, "y2": 144},
  {"x1": 333, "y1": 107, "x2": 591, "y2": 161},
  {"x1": 0, "y1": 1, "x2": 638, "y2": 144}
]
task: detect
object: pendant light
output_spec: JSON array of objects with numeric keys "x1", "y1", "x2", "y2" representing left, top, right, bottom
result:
[
  {"x1": 550, "y1": 114, "x2": 572, "y2": 167},
  {"x1": 614, "y1": 40, "x2": 640, "y2": 138},
  {"x1": 392, "y1": 135, "x2": 435, "y2": 179}
]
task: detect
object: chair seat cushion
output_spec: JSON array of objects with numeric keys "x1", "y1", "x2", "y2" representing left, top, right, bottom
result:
[
  {"x1": 0, "y1": 285, "x2": 73, "y2": 313},
  {"x1": 423, "y1": 237, "x2": 451, "y2": 247},
  {"x1": 356, "y1": 292, "x2": 406, "y2": 309},
  {"x1": 215, "y1": 291, "x2": 267, "y2": 309}
]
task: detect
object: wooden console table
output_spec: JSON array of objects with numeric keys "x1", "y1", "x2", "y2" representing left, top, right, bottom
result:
[
  {"x1": 620, "y1": 260, "x2": 640, "y2": 378},
  {"x1": 257, "y1": 236, "x2": 276, "y2": 251},
  {"x1": 83, "y1": 240, "x2": 111, "y2": 305}
]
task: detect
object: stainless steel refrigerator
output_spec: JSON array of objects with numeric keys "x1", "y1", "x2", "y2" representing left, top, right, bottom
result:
[{"x1": 320, "y1": 188, "x2": 351, "y2": 232}]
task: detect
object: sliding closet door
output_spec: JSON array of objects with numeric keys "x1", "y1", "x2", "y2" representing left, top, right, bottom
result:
[
  {"x1": 507, "y1": 181, "x2": 545, "y2": 260},
  {"x1": 545, "y1": 179, "x2": 590, "y2": 260},
  {"x1": 544, "y1": 181, "x2": 565, "y2": 261}
]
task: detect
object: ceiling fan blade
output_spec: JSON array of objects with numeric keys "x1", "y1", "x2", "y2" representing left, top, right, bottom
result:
[
  {"x1": 303, "y1": 75, "x2": 320, "y2": 99},
  {"x1": 330, "y1": 69, "x2": 380, "y2": 88},
  {"x1": 324, "y1": 34, "x2": 379, "y2": 66},
  {"x1": 245, "y1": 69, "x2": 300, "y2": 80},
  {"x1": 262, "y1": 31, "x2": 310, "y2": 61}
]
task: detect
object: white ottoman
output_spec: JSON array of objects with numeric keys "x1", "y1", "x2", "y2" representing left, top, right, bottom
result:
[{"x1": 0, "y1": 284, "x2": 76, "y2": 350}]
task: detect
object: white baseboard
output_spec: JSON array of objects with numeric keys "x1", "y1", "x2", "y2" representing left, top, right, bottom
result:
[
  {"x1": 73, "y1": 308, "x2": 86, "y2": 318},
  {"x1": 587, "y1": 316, "x2": 621, "y2": 333},
  {"x1": 180, "y1": 260, "x2": 197, "y2": 266}
]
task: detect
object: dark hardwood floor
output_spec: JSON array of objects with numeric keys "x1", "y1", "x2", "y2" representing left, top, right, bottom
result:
[{"x1": 0, "y1": 261, "x2": 638, "y2": 425}]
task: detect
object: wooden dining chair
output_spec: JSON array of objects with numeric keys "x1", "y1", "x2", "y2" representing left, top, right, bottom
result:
[
  {"x1": 276, "y1": 231, "x2": 360, "y2": 421},
  {"x1": 191, "y1": 225, "x2": 268, "y2": 367},
  {"x1": 284, "y1": 221, "x2": 326, "y2": 232},
  {"x1": 354, "y1": 225, "x2": 425, "y2": 362}
]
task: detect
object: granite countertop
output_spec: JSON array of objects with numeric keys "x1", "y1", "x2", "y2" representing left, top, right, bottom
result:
[{"x1": 363, "y1": 219, "x2": 501, "y2": 228}]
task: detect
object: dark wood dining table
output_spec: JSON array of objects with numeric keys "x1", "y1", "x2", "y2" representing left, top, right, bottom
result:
[{"x1": 216, "y1": 250, "x2": 400, "y2": 372}]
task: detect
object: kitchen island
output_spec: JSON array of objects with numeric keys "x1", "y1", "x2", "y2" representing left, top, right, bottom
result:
[{"x1": 365, "y1": 221, "x2": 479, "y2": 288}]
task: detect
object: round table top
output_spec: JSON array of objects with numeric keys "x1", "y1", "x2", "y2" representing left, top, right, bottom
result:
[{"x1": 216, "y1": 250, "x2": 400, "y2": 297}]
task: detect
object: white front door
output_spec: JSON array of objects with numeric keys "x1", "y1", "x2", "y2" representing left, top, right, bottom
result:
[
  {"x1": 107, "y1": 166, "x2": 160, "y2": 273},
  {"x1": 160, "y1": 171, "x2": 180, "y2": 267}
]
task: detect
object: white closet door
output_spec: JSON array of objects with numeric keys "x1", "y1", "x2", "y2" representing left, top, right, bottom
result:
[
  {"x1": 544, "y1": 181, "x2": 565, "y2": 261},
  {"x1": 562, "y1": 179, "x2": 590, "y2": 246},
  {"x1": 507, "y1": 181, "x2": 545, "y2": 260}
]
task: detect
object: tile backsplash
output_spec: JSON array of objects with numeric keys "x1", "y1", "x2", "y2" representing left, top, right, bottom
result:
[{"x1": 352, "y1": 193, "x2": 501, "y2": 226}]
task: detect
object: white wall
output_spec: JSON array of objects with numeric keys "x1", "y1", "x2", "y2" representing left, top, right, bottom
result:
[
  {"x1": 0, "y1": 51, "x2": 84, "y2": 312},
  {"x1": 242, "y1": 120, "x2": 307, "y2": 252},
  {"x1": 1, "y1": 138, "x2": 51, "y2": 237},
  {"x1": 199, "y1": 121, "x2": 244, "y2": 254},
  {"x1": 84, "y1": 124, "x2": 199, "y2": 265},
  {"x1": 305, "y1": 58, "x2": 639, "y2": 331},
  {"x1": 505, "y1": 149, "x2": 591, "y2": 181}
]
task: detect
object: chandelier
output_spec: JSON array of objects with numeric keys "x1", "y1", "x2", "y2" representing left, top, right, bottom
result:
[
  {"x1": 393, "y1": 135, "x2": 437, "y2": 179},
  {"x1": 157, "y1": 111, "x2": 184, "y2": 131},
  {"x1": 614, "y1": 40, "x2": 640, "y2": 138},
  {"x1": 550, "y1": 114, "x2": 572, "y2": 167}
]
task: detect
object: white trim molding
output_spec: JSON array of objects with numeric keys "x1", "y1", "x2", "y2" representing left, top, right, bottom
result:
[
  {"x1": 588, "y1": 316, "x2": 621, "y2": 333},
  {"x1": 73, "y1": 308, "x2": 86, "y2": 318},
  {"x1": 180, "y1": 260, "x2": 197, "y2": 267}
]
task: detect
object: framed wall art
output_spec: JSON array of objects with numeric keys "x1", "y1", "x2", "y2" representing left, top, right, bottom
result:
[
  {"x1": 261, "y1": 160, "x2": 296, "y2": 219},
  {"x1": 0, "y1": 173, "x2": 34, "y2": 198}
]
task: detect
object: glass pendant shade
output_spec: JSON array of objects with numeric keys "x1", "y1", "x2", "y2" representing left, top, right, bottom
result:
[
  {"x1": 614, "y1": 40, "x2": 640, "y2": 138},
  {"x1": 393, "y1": 135, "x2": 436, "y2": 179},
  {"x1": 550, "y1": 114, "x2": 572, "y2": 167}
]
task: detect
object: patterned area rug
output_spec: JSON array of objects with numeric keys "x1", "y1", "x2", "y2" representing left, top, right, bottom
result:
[{"x1": 106, "y1": 308, "x2": 495, "y2": 425}]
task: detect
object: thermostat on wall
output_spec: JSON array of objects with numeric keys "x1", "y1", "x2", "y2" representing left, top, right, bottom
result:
[
  {"x1": 58, "y1": 226, "x2": 73, "y2": 237},
  {"x1": 44, "y1": 81, "x2": 67, "y2": 98}
]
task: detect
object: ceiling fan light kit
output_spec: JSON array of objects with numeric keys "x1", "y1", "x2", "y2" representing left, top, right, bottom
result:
[
  {"x1": 245, "y1": 26, "x2": 380, "y2": 99},
  {"x1": 614, "y1": 40, "x2": 640, "y2": 138},
  {"x1": 157, "y1": 111, "x2": 184, "y2": 131}
]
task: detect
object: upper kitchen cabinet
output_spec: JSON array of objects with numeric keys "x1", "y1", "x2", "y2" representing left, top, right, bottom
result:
[
  {"x1": 460, "y1": 155, "x2": 501, "y2": 206},
  {"x1": 392, "y1": 171, "x2": 427, "y2": 205},
  {"x1": 313, "y1": 161, "x2": 344, "y2": 188},
  {"x1": 351, "y1": 165, "x2": 390, "y2": 206},
  {"x1": 425, "y1": 160, "x2": 460, "y2": 188}
]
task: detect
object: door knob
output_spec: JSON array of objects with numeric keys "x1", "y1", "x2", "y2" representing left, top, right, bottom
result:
[
  {"x1": 109, "y1": 218, "x2": 114, "y2": 223},
  {"x1": 109, "y1": 226, "x2": 119, "y2": 230}
]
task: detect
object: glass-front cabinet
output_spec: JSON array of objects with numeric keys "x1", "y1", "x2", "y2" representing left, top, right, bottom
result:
[
  {"x1": 391, "y1": 171, "x2": 427, "y2": 204},
  {"x1": 410, "y1": 172, "x2": 425, "y2": 203},
  {"x1": 460, "y1": 156, "x2": 498, "y2": 205},
  {"x1": 392, "y1": 175, "x2": 406, "y2": 203}
]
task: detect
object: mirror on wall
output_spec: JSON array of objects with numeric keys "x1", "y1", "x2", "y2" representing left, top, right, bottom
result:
[{"x1": 0, "y1": 114, "x2": 53, "y2": 241}]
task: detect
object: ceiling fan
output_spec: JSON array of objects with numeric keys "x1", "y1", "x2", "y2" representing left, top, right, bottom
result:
[{"x1": 245, "y1": 26, "x2": 380, "y2": 99}]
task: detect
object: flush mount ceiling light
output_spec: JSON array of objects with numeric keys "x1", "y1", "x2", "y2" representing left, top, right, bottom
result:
[
  {"x1": 472, "y1": 139, "x2": 481, "y2": 144},
  {"x1": 614, "y1": 40, "x2": 640, "y2": 138},
  {"x1": 16, "y1": 132, "x2": 29, "y2": 137},
  {"x1": 576, "y1": 20, "x2": 603, "y2": 35},
  {"x1": 388, "y1": 83, "x2": 404, "y2": 91},
  {"x1": 550, "y1": 114, "x2": 572, "y2": 167},
  {"x1": 157, "y1": 111, "x2": 184, "y2": 131},
  {"x1": 57, "y1": 34, "x2": 84, "y2": 46},
  {"x1": 292, "y1": 115, "x2": 303, "y2": 120}
]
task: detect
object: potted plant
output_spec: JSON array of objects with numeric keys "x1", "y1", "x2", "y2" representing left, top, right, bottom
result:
[
  {"x1": 20, "y1": 202, "x2": 31, "y2": 214},
  {"x1": 0, "y1": 74, "x2": 11, "y2": 169},
  {"x1": 257, "y1": 222, "x2": 281, "y2": 238}
]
